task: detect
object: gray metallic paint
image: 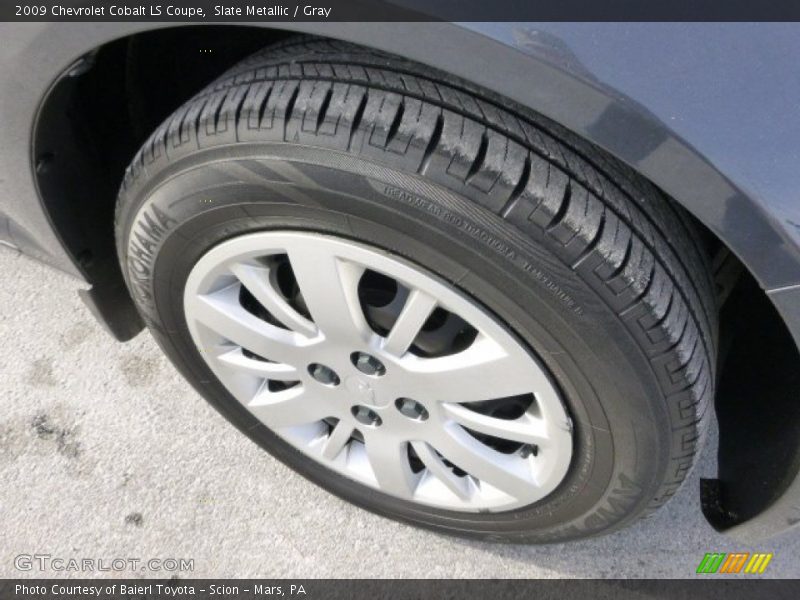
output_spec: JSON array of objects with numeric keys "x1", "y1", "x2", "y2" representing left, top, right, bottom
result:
[{"x1": 1, "y1": 20, "x2": 798, "y2": 540}]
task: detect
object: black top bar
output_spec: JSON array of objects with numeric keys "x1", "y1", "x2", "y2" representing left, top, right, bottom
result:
[{"x1": 5, "y1": 0, "x2": 800, "y2": 22}]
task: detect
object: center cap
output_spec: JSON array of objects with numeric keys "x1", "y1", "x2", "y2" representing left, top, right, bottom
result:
[{"x1": 344, "y1": 375, "x2": 385, "y2": 407}]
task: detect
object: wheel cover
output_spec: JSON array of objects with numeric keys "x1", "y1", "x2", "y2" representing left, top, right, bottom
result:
[{"x1": 184, "y1": 231, "x2": 572, "y2": 511}]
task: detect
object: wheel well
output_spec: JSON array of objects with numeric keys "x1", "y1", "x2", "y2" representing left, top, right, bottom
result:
[
  {"x1": 704, "y1": 270, "x2": 800, "y2": 530},
  {"x1": 32, "y1": 26, "x2": 800, "y2": 529},
  {"x1": 33, "y1": 25, "x2": 288, "y2": 339}
]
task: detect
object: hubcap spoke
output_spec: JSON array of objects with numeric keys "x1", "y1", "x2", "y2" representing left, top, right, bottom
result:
[
  {"x1": 284, "y1": 244, "x2": 371, "y2": 345},
  {"x1": 364, "y1": 435, "x2": 418, "y2": 499},
  {"x1": 229, "y1": 262, "x2": 318, "y2": 338},
  {"x1": 433, "y1": 424, "x2": 538, "y2": 501},
  {"x1": 247, "y1": 387, "x2": 326, "y2": 430},
  {"x1": 189, "y1": 285, "x2": 309, "y2": 366},
  {"x1": 411, "y1": 441, "x2": 471, "y2": 500},
  {"x1": 216, "y1": 347, "x2": 299, "y2": 380},
  {"x1": 403, "y1": 336, "x2": 537, "y2": 404},
  {"x1": 382, "y1": 289, "x2": 437, "y2": 357},
  {"x1": 321, "y1": 421, "x2": 355, "y2": 460},
  {"x1": 442, "y1": 403, "x2": 550, "y2": 447}
]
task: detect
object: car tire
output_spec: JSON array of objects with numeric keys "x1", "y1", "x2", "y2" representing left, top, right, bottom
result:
[{"x1": 115, "y1": 36, "x2": 717, "y2": 543}]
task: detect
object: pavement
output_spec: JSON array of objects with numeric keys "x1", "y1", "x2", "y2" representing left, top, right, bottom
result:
[{"x1": 1, "y1": 247, "x2": 798, "y2": 579}]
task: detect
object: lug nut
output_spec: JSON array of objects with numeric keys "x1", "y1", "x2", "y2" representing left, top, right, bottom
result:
[
  {"x1": 395, "y1": 398, "x2": 429, "y2": 421},
  {"x1": 351, "y1": 405, "x2": 382, "y2": 427},
  {"x1": 308, "y1": 363, "x2": 340, "y2": 386},
  {"x1": 351, "y1": 352, "x2": 386, "y2": 377}
]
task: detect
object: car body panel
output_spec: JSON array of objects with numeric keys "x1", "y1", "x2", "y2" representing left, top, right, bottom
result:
[{"x1": 1, "y1": 19, "x2": 799, "y2": 539}]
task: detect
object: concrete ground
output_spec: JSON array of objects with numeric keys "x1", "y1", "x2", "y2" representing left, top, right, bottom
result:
[{"x1": 1, "y1": 248, "x2": 798, "y2": 579}]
